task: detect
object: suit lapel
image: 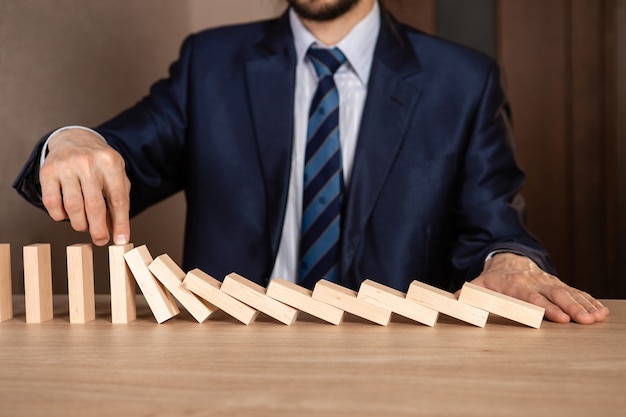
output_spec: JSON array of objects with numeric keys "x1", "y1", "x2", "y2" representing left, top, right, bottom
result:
[
  {"x1": 341, "y1": 14, "x2": 423, "y2": 279},
  {"x1": 245, "y1": 14, "x2": 297, "y2": 258}
]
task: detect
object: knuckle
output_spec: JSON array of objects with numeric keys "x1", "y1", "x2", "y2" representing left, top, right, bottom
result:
[
  {"x1": 97, "y1": 148, "x2": 124, "y2": 169},
  {"x1": 548, "y1": 286, "x2": 567, "y2": 301},
  {"x1": 83, "y1": 195, "x2": 106, "y2": 212},
  {"x1": 63, "y1": 195, "x2": 84, "y2": 213},
  {"x1": 107, "y1": 193, "x2": 129, "y2": 210},
  {"x1": 41, "y1": 193, "x2": 62, "y2": 210},
  {"x1": 528, "y1": 292, "x2": 546, "y2": 306}
]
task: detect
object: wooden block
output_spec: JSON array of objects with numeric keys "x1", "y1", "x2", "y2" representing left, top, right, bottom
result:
[
  {"x1": 109, "y1": 244, "x2": 136, "y2": 324},
  {"x1": 266, "y1": 278, "x2": 345, "y2": 325},
  {"x1": 221, "y1": 272, "x2": 298, "y2": 325},
  {"x1": 123, "y1": 245, "x2": 179, "y2": 324},
  {"x1": 311, "y1": 280, "x2": 392, "y2": 326},
  {"x1": 458, "y1": 282, "x2": 545, "y2": 328},
  {"x1": 149, "y1": 254, "x2": 218, "y2": 323},
  {"x1": 406, "y1": 280, "x2": 488, "y2": 327},
  {"x1": 357, "y1": 279, "x2": 439, "y2": 326},
  {"x1": 182, "y1": 269, "x2": 259, "y2": 325},
  {"x1": 23, "y1": 244, "x2": 53, "y2": 323},
  {"x1": 0, "y1": 244, "x2": 13, "y2": 322},
  {"x1": 66, "y1": 244, "x2": 96, "y2": 324}
]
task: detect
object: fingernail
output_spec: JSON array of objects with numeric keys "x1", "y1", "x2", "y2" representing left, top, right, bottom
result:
[{"x1": 114, "y1": 234, "x2": 129, "y2": 245}]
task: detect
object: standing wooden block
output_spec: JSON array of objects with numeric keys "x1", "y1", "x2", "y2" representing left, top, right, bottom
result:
[
  {"x1": 311, "y1": 280, "x2": 392, "y2": 326},
  {"x1": 221, "y1": 272, "x2": 298, "y2": 325},
  {"x1": 266, "y1": 278, "x2": 345, "y2": 325},
  {"x1": 458, "y1": 282, "x2": 545, "y2": 328},
  {"x1": 406, "y1": 280, "x2": 489, "y2": 327},
  {"x1": 109, "y1": 244, "x2": 136, "y2": 324},
  {"x1": 23, "y1": 244, "x2": 53, "y2": 323},
  {"x1": 148, "y1": 254, "x2": 218, "y2": 323},
  {"x1": 67, "y1": 244, "x2": 95, "y2": 324},
  {"x1": 182, "y1": 269, "x2": 258, "y2": 325},
  {"x1": 123, "y1": 245, "x2": 179, "y2": 324},
  {"x1": 0, "y1": 244, "x2": 12, "y2": 322},
  {"x1": 357, "y1": 279, "x2": 439, "y2": 327}
]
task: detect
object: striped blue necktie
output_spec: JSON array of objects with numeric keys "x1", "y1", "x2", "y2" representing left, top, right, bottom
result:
[{"x1": 298, "y1": 47, "x2": 347, "y2": 289}]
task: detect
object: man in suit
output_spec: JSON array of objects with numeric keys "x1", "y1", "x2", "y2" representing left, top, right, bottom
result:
[{"x1": 14, "y1": 0, "x2": 608, "y2": 324}]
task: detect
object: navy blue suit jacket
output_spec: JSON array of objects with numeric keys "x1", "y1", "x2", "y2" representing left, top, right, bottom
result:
[{"x1": 14, "y1": 10, "x2": 553, "y2": 291}]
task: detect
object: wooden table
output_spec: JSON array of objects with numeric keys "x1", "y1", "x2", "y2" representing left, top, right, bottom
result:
[{"x1": 0, "y1": 296, "x2": 624, "y2": 417}]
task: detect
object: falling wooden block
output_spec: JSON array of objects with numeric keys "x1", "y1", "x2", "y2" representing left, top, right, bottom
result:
[
  {"x1": 0, "y1": 244, "x2": 12, "y2": 322},
  {"x1": 266, "y1": 278, "x2": 345, "y2": 325},
  {"x1": 66, "y1": 243, "x2": 95, "y2": 324},
  {"x1": 23, "y1": 244, "x2": 53, "y2": 323},
  {"x1": 182, "y1": 269, "x2": 258, "y2": 325},
  {"x1": 109, "y1": 244, "x2": 136, "y2": 324},
  {"x1": 148, "y1": 254, "x2": 218, "y2": 323},
  {"x1": 406, "y1": 280, "x2": 488, "y2": 327},
  {"x1": 357, "y1": 279, "x2": 439, "y2": 326},
  {"x1": 458, "y1": 282, "x2": 545, "y2": 328},
  {"x1": 311, "y1": 280, "x2": 392, "y2": 326},
  {"x1": 221, "y1": 272, "x2": 298, "y2": 325},
  {"x1": 123, "y1": 245, "x2": 179, "y2": 324}
]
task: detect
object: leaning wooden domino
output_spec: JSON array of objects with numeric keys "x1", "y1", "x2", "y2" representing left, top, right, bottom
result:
[
  {"x1": 458, "y1": 282, "x2": 545, "y2": 328},
  {"x1": 0, "y1": 244, "x2": 12, "y2": 322},
  {"x1": 182, "y1": 269, "x2": 259, "y2": 325},
  {"x1": 148, "y1": 254, "x2": 218, "y2": 323},
  {"x1": 123, "y1": 245, "x2": 179, "y2": 323},
  {"x1": 23, "y1": 243, "x2": 54, "y2": 323},
  {"x1": 406, "y1": 280, "x2": 488, "y2": 327},
  {"x1": 312, "y1": 280, "x2": 392, "y2": 326},
  {"x1": 221, "y1": 272, "x2": 298, "y2": 325},
  {"x1": 266, "y1": 278, "x2": 345, "y2": 325},
  {"x1": 109, "y1": 244, "x2": 136, "y2": 324},
  {"x1": 66, "y1": 243, "x2": 96, "y2": 324},
  {"x1": 357, "y1": 279, "x2": 439, "y2": 326}
]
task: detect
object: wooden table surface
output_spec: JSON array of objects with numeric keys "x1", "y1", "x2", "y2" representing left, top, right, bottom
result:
[{"x1": 0, "y1": 296, "x2": 624, "y2": 417}]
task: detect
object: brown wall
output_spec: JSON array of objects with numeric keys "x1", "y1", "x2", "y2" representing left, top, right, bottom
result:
[{"x1": 498, "y1": 0, "x2": 626, "y2": 297}]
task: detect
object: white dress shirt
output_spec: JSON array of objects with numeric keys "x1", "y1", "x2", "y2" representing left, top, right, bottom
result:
[{"x1": 269, "y1": 2, "x2": 381, "y2": 282}]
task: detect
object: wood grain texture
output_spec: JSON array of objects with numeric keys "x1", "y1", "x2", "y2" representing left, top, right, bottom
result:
[
  {"x1": 357, "y1": 279, "x2": 438, "y2": 326},
  {"x1": 312, "y1": 280, "x2": 392, "y2": 325},
  {"x1": 1, "y1": 296, "x2": 624, "y2": 417},
  {"x1": 221, "y1": 272, "x2": 298, "y2": 325},
  {"x1": 66, "y1": 243, "x2": 95, "y2": 324},
  {"x1": 406, "y1": 280, "x2": 488, "y2": 327},
  {"x1": 267, "y1": 278, "x2": 345, "y2": 325},
  {"x1": 22, "y1": 243, "x2": 53, "y2": 323},
  {"x1": 123, "y1": 245, "x2": 179, "y2": 324},
  {"x1": 0, "y1": 244, "x2": 12, "y2": 322},
  {"x1": 182, "y1": 269, "x2": 259, "y2": 325},
  {"x1": 148, "y1": 254, "x2": 218, "y2": 323},
  {"x1": 108, "y1": 244, "x2": 136, "y2": 324},
  {"x1": 458, "y1": 282, "x2": 544, "y2": 328}
]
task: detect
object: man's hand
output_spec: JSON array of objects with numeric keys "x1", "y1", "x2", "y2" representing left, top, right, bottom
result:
[
  {"x1": 470, "y1": 253, "x2": 609, "y2": 324},
  {"x1": 39, "y1": 128, "x2": 131, "y2": 246}
]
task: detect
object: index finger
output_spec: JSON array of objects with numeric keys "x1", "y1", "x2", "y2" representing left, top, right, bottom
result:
[{"x1": 103, "y1": 171, "x2": 131, "y2": 245}]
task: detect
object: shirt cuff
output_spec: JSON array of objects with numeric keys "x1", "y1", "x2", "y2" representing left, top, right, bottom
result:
[
  {"x1": 39, "y1": 125, "x2": 107, "y2": 167},
  {"x1": 485, "y1": 250, "x2": 524, "y2": 263}
]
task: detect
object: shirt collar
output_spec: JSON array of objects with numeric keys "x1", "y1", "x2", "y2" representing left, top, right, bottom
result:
[{"x1": 289, "y1": 1, "x2": 380, "y2": 85}]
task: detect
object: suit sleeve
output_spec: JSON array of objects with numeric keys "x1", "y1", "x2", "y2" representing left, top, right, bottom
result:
[
  {"x1": 12, "y1": 135, "x2": 48, "y2": 210},
  {"x1": 449, "y1": 62, "x2": 555, "y2": 286}
]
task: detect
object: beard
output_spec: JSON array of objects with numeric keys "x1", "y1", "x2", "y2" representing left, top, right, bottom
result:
[{"x1": 287, "y1": 0, "x2": 361, "y2": 21}]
